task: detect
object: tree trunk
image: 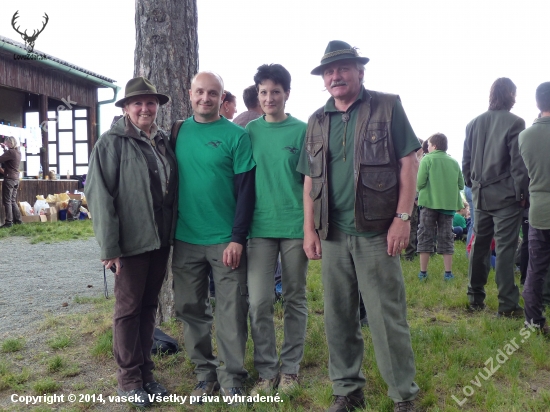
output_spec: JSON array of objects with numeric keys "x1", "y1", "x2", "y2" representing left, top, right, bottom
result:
[{"x1": 134, "y1": 0, "x2": 198, "y2": 325}]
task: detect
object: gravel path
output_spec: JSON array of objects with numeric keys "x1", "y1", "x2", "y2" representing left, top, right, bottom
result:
[{"x1": 0, "y1": 236, "x2": 114, "y2": 340}]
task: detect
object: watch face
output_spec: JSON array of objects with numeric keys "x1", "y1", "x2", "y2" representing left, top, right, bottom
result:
[{"x1": 401, "y1": 213, "x2": 410, "y2": 221}]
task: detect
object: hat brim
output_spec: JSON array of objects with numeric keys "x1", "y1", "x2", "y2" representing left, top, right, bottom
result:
[
  {"x1": 115, "y1": 91, "x2": 171, "y2": 108},
  {"x1": 311, "y1": 56, "x2": 370, "y2": 75}
]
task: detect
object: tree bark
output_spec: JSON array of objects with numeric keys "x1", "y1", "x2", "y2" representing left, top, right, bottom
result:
[{"x1": 134, "y1": 0, "x2": 198, "y2": 325}]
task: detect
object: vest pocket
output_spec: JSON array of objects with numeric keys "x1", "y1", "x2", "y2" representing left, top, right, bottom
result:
[
  {"x1": 360, "y1": 170, "x2": 398, "y2": 220},
  {"x1": 306, "y1": 141, "x2": 323, "y2": 177},
  {"x1": 310, "y1": 181, "x2": 323, "y2": 228},
  {"x1": 361, "y1": 128, "x2": 390, "y2": 165}
]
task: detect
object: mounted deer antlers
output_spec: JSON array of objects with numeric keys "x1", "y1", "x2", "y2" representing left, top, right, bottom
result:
[{"x1": 11, "y1": 11, "x2": 49, "y2": 53}]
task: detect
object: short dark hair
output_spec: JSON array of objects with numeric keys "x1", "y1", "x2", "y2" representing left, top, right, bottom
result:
[
  {"x1": 489, "y1": 78, "x2": 516, "y2": 111},
  {"x1": 222, "y1": 90, "x2": 236, "y2": 104},
  {"x1": 253, "y1": 64, "x2": 291, "y2": 92},
  {"x1": 242, "y1": 85, "x2": 259, "y2": 110},
  {"x1": 536, "y1": 82, "x2": 550, "y2": 113},
  {"x1": 428, "y1": 133, "x2": 448, "y2": 152}
]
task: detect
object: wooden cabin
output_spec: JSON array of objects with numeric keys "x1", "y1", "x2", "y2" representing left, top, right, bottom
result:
[{"x1": 0, "y1": 35, "x2": 119, "y2": 222}]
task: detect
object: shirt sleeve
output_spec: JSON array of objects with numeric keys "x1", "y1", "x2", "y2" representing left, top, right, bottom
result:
[
  {"x1": 231, "y1": 167, "x2": 256, "y2": 244},
  {"x1": 391, "y1": 99, "x2": 421, "y2": 159},
  {"x1": 296, "y1": 138, "x2": 311, "y2": 176},
  {"x1": 233, "y1": 131, "x2": 256, "y2": 174}
]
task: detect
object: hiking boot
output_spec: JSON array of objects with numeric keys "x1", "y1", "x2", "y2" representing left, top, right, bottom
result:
[
  {"x1": 279, "y1": 373, "x2": 299, "y2": 392},
  {"x1": 220, "y1": 387, "x2": 246, "y2": 406},
  {"x1": 394, "y1": 400, "x2": 416, "y2": 412},
  {"x1": 250, "y1": 375, "x2": 279, "y2": 395},
  {"x1": 468, "y1": 302, "x2": 486, "y2": 312},
  {"x1": 418, "y1": 271, "x2": 428, "y2": 281},
  {"x1": 444, "y1": 272, "x2": 455, "y2": 281},
  {"x1": 143, "y1": 381, "x2": 168, "y2": 398},
  {"x1": 117, "y1": 387, "x2": 151, "y2": 408},
  {"x1": 497, "y1": 307, "x2": 524, "y2": 319},
  {"x1": 0, "y1": 223, "x2": 13, "y2": 229},
  {"x1": 326, "y1": 390, "x2": 365, "y2": 412},
  {"x1": 191, "y1": 381, "x2": 220, "y2": 401}
]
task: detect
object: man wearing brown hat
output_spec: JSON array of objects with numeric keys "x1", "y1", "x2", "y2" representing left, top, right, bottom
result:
[{"x1": 297, "y1": 40, "x2": 420, "y2": 412}]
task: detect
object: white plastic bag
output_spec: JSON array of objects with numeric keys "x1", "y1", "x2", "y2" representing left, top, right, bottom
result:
[{"x1": 34, "y1": 199, "x2": 49, "y2": 215}]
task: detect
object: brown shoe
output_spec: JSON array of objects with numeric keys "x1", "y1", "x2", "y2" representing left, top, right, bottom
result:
[
  {"x1": 394, "y1": 400, "x2": 415, "y2": 412},
  {"x1": 327, "y1": 390, "x2": 365, "y2": 412},
  {"x1": 250, "y1": 375, "x2": 280, "y2": 396},
  {"x1": 191, "y1": 381, "x2": 219, "y2": 402},
  {"x1": 279, "y1": 373, "x2": 299, "y2": 393},
  {"x1": 496, "y1": 307, "x2": 524, "y2": 319}
]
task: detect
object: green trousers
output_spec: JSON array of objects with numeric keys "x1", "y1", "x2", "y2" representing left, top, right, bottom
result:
[
  {"x1": 320, "y1": 228, "x2": 419, "y2": 402},
  {"x1": 172, "y1": 240, "x2": 249, "y2": 388},
  {"x1": 247, "y1": 238, "x2": 309, "y2": 379},
  {"x1": 468, "y1": 204, "x2": 523, "y2": 312}
]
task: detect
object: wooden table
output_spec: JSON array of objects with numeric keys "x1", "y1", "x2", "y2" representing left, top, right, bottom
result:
[{"x1": 0, "y1": 179, "x2": 79, "y2": 223}]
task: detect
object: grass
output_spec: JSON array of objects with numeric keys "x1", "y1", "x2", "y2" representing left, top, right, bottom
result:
[
  {"x1": 0, "y1": 338, "x2": 25, "y2": 353},
  {"x1": 1, "y1": 231, "x2": 550, "y2": 411},
  {"x1": 0, "y1": 219, "x2": 93, "y2": 243},
  {"x1": 47, "y1": 333, "x2": 74, "y2": 350}
]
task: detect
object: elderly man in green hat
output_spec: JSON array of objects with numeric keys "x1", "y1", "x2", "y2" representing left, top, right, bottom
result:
[{"x1": 297, "y1": 40, "x2": 420, "y2": 412}]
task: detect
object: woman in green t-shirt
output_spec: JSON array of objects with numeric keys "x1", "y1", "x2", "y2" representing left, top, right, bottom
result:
[{"x1": 246, "y1": 64, "x2": 309, "y2": 395}]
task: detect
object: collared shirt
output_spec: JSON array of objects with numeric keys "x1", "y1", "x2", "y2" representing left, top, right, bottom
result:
[{"x1": 129, "y1": 121, "x2": 171, "y2": 196}]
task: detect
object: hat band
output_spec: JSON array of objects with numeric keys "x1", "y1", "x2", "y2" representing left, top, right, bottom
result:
[
  {"x1": 127, "y1": 89, "x2": 159, "y2": 96},
  {"x1": 321, "y1": 48, "x2": 359, "y2": 62}
]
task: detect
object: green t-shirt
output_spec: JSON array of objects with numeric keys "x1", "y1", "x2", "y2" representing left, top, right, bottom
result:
[
  {"x1": 297, "y1": 88, "x2": 420, "y2": 237},
  {"x1": 175, "y1": 116, "x2": 256, "y2": 245},
  {"x1": 246, "y1": 115, "x2": 306, "y2": 238},
  {"x1": 453, "y1": 212, "x2": 467, "y2": 229}
]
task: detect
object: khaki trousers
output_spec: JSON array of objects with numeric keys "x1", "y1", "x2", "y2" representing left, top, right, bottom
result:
[
  {"x1": 247, "y1": 238, "x2": 308, "y2": 378},
  {"x1": 321, "y1": 228, "x2": 419, "y2": 402},
  {"x1": 172, "y1": 240, "x2": 249, "y2": 388}
]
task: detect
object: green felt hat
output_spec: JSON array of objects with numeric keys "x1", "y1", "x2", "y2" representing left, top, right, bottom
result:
[
  {"x1": 311, "y1": 40, "x2": 369, "y2": 75},
  {"x1": 115, "y1": 77, "x2": 171, "y2": 107}
]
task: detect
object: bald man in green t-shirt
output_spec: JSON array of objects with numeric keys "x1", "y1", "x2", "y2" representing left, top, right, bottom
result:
[{"x1": 171, "y1": 72, "x2": 256, "y2": 404}]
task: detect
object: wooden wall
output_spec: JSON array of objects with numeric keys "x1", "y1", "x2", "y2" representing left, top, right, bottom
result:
[
  {"x1": 0, "y1": 179, "x2": 78, "y2": 223},
  {"x1": 0, "y1": 54, "x2": 97, "y2": 108}
]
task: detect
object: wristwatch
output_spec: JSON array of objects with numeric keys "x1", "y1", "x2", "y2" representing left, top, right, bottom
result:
[{"x1": 395, "y1": 213, "x2": 411, "y2": 221}]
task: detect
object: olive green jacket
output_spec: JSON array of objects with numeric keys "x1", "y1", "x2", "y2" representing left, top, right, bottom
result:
[
  {"x1": 85, "y1": 117, "x2": 178, "y2": 260},
  {"x1": 463, "y1": 110, "x2": 528, "y2": 211}
]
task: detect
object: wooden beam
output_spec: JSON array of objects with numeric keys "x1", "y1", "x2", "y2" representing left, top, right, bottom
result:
[{"x1": 38, "y1": 94, "x2": 49, "y2": 175}]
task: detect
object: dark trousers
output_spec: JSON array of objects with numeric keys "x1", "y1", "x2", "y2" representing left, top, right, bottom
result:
[
  {"x1": 523, "y1": 225, "x2": 550, "y2": 327},
  {"x1": 520, "y1": 217, "x2": 530, "y2": 284},
  {"x1": 468, "y1": 204, "x2": 523, "y2": 312},
  {"x1": 113, "y1": 247, "x2": 170, "y2": 391},
  {"x1": 404, "y1": 206, "x2": 419, "y2": 259},
  {"x1": 2, "y1": 178, "x2": 22, "y2": 224}
]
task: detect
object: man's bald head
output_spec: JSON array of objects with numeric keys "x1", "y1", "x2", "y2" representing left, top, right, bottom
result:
[
  {"x1": 191, "y1": 71, "x2": 224, "y2": 94},
  {"x1": 189, "y1": 71, "x2": 226, "y2": 123}
]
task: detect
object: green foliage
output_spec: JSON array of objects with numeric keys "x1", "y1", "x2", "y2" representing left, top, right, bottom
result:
[
  {"x1": 32, "y1": 377, "x2": 60, "y2": 394},
  {"x1": 0, "y1": 338, "x2": 25, "y2": 353},
  {"x1": 91, "y1": 329, "x2": 113, "y2": 359},
  {"x1": 47, "y1": 355, "x2": 65, "y2": 372},
  {"x1": 0, "y1": 220, "x2": 93, "y2": 243},
  {"x1": 47, "y1": 334, "x2": 73, "y2": 350}
]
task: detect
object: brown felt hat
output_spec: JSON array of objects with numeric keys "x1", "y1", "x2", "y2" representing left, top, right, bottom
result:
[
  {"x1": 115, "y1": 77, "x2": 171, "y2": 107},
  {"x1": 311, "y1": 40, "x2": 370, "y2": 75}
]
